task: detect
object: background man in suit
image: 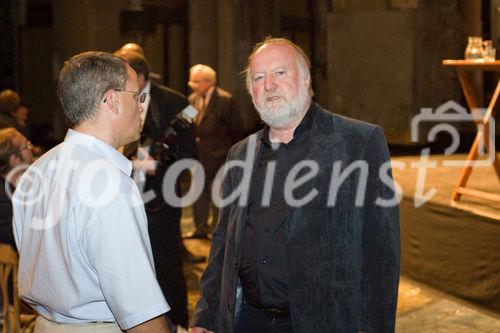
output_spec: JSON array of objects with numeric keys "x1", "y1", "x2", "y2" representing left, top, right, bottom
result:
[
  {"x1": 115, "y1": 49, "x2": 202, "y2": 330},
  {"x1": 0, "y1": 127, "x2": 33, "y2": 247},
  {"x1": 191, "y1": 37, "x2": 400, "y2": 333},
  {"x1": 185, "y1": 64, "x2": 244, "y2": 239}
]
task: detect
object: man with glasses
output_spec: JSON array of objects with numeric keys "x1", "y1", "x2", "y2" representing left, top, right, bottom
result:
[
  {"x1": 0, "y1": 127, "x2": 33, "y2": 247},
  {"x1": 13, "y1": 52, "x2": 171, "y2": 333}
]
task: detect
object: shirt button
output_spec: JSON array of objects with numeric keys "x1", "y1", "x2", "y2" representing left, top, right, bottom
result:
[{"x1": 259, "y1": 259, "x2": 268, "y2": 264}]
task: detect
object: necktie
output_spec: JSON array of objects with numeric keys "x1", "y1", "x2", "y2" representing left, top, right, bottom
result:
[{"x1": 195, "y1": 94, "x2": 207, "y2": 125}]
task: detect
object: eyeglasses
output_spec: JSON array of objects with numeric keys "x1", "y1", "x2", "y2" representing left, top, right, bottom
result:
[{"x1": 114, "y1": 89, "x2": 148, "y2": 103}]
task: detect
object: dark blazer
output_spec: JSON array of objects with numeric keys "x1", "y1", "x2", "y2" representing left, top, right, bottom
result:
[
  {"x1": 189, "y1": 87, "x2": 244, "y2": 179},
  {"x1": 192, "y1": 103, "x2": 400, "y2": 332}
]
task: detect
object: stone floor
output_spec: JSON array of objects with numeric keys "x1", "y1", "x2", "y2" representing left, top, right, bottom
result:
[
  {"x1": 181, "y1": 210, "x2": 500, "y2": 332},
  {"x1": 396, "y1": 277, "x2": 500, "y2": 333}
]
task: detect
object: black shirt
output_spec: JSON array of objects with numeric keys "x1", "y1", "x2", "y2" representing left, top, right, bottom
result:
[{"x1": 239, "y1": 105, "x2": 316, "y2": 308}]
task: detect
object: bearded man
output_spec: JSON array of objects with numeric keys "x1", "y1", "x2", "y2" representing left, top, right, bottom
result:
[{"x1": 191, "y1": 37, "x2": 400, "y2": 333}]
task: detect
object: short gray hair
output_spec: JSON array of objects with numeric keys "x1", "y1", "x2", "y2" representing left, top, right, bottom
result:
[
  {"x1": 189, "y1": 64, "x2": 217, "y2": 85},
  {"x1": 57, "y1": 51, "x2": 128, "y2": 126},
  {"x1": 243, "y1": 37, "x2": 313, "y2": 96}
]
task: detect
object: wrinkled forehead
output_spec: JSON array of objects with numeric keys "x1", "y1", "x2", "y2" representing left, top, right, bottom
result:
[{"x1": 250, "y1": 42, "x2": 297, "y2": 72}]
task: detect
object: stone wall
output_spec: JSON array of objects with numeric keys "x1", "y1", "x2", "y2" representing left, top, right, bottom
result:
[{"x1": 14, "y1": 0, "x2": 492, "y2": 145}]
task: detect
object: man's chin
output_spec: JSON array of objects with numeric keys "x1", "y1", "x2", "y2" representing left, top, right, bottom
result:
[{"x1": 126, "y1": 131, "x2": 141, "y2": 144}]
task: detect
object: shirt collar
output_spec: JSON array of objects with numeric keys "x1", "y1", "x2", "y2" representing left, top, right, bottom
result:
[{"x1": 64, "y1": 129, "x2": 133, "y2": 176}]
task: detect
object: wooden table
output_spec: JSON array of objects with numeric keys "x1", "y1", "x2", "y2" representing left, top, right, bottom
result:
[{"x1": 442, "y1": 59, "x2": 500, "y2": 203}]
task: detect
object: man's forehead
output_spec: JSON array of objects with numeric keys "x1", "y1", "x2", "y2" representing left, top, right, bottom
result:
[
  {"x1": 251, "y1": 43, "x2": 295, "y2": 70},
  {"x1": 190, "y1": 70, "x2": 202, "y2": 79}
]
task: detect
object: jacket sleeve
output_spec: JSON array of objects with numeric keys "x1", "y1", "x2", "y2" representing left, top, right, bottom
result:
[
  {"x1": 191, "y1": 153, "x2": 234, "y2": 330},
  {"x1": 359, "y1": 126, "x2": 400, "y2": 332}
]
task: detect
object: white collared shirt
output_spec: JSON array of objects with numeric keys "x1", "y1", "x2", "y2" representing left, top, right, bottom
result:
[{"x1": 13, "y1": 129, "x2": 169, "y2": 330}]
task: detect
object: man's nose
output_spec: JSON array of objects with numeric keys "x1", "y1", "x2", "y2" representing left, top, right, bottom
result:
[{"x1": 264, "y1": 75, "x2": 276, "y2": 92}]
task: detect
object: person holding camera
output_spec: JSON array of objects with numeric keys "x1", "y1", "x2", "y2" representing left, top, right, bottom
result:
[{"x1": 115, "y1": 48, "x2": 201, "y2": 330}]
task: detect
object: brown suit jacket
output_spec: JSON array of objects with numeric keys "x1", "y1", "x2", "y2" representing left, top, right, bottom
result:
[{"x1": 189, "y1": 87, "x2": 244, "y2": 179}]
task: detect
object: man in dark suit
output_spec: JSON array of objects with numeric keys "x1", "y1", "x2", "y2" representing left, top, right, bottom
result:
[
  {"x1": 191, "y1": 37, "x2": 400, "y2": 333},
  {"x1": 115, "y1": 49, "x2": 200, "y2": 330},
  {"x1": 185, "y1": 64, "x2": 244, "y2": 239},
  {"x1": 0, "y1": 127, "x2": 33, "y2": 247}
]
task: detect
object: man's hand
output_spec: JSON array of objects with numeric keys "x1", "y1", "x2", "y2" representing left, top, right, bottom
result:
[
  {"x1": 191, "y1": 327, "x2": 214, "y2": 333},
  {"x1": 127, "y1": 315, "x2": 171, "y2": 333}
]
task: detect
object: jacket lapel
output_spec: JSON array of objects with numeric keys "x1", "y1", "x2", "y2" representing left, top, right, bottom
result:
[
  {"x1": 291, "y1": 105, "x2": 335, "y2": 202},
  {"x1": 233, "y1": 131, "x2": 263, "y2": 254}
]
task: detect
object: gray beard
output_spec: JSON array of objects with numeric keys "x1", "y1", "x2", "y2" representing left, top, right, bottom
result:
[{"x1": 254, "y1": 89, "x2": 311, "y2": 129}]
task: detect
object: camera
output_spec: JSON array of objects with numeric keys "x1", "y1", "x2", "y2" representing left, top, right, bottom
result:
[{"x1": 149, "y1": 105, "x2": 198, "y2": 167}]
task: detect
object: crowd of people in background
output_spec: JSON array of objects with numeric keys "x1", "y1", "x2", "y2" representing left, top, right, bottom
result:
[{"x1": 0, "y1": 37, "x2": 400, "y2": 333}]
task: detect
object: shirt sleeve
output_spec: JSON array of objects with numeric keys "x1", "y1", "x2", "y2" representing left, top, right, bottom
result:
[{"x1": 83, "y1": 189, "x2": 169, "y2": 330}]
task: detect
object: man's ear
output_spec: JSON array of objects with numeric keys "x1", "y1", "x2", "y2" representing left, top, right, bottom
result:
[
  {"x1": 9, "y1": 153, "x2": 20, "y2": 168},
  {"x1": 103, "y1": 90, "x2": 119, "y2": 114}
]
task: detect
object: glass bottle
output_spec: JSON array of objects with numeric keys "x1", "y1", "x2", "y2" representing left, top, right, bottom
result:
[
  {"x1": 465, "y1": 36, "x2": 484, "y2": 60},
  {"x1": 482, "y1": 40, "x2": 496, "y2": 62}
]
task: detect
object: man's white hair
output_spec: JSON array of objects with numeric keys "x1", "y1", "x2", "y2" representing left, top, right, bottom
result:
[{"x1": 189, "y1": 64, "x2": 217, "y2": 85}]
